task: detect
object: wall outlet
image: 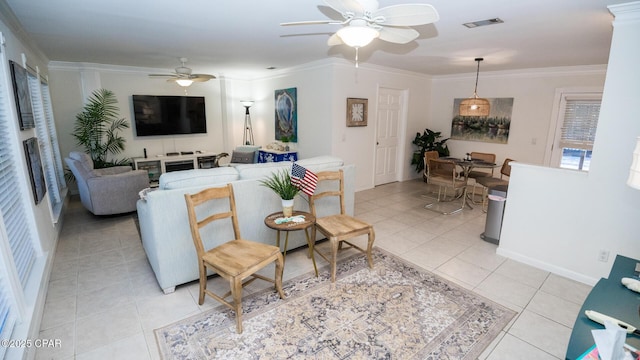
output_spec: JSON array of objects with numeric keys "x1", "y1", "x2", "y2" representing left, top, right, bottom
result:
[{"x1": 598, "y1": 250, "x2": 610, "y2": 262}]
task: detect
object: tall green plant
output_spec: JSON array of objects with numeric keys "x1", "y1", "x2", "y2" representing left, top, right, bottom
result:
[
  {"x1": 72, "y1": 88, "x2": 130, "y2": 168},
  {"x1": 410, "y1": 128, "x2": 450, "y2": 173}
]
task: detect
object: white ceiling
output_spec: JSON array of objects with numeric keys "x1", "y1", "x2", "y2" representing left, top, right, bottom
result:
[{"x1": 3, "y1": 0, "x2": 627, "y2": 78}]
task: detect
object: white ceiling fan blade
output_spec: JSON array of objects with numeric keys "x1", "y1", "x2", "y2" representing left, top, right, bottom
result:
[
  {"x1": 373, "y1": 4, "x2": 439, "y2": 26},
  {"x1": 327, "y1": 33, "x2": 344, "y2": 46},
  {"x1": 281, "y1": 20, "x2": 342, "y2": 26},
  {"x1": 323, "y1": 0, "x2": 363, "y2": 15},
  {"x1": 149, "y1": 74, "x2": 175, "y2": 78},
  {"x1": 190, "y1": 74, "x2": 216, "y2": 81},
  {"x1": 378, "y1": 27, "x2": 419, "y2": 44}
]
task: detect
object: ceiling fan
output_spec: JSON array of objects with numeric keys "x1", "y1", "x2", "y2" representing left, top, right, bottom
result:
[
  {"x1": 149, "y1": 58, "x2": 215, "y2": 87},
  {"x1": 281, "y1": 0, "x2": 439, "y2": 49}
]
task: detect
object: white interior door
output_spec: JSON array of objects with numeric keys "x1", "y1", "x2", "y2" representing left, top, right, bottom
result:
[{"x1": 374, "y1": 88, "x2": 404, "y2": 186}]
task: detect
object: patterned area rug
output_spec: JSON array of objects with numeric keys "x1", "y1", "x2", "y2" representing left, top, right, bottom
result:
[{"x1": 155, "y1": 248, "x2": 516, "y2": 359}]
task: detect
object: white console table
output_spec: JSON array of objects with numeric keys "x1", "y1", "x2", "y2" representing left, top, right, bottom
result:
[{"x1": 133, "y1": 152, "x2": 221, "y2": 187}]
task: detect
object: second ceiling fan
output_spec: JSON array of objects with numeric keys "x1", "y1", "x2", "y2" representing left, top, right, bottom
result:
[{"x1": 149, "y1": 58, "x2": 215, "y2": 87}]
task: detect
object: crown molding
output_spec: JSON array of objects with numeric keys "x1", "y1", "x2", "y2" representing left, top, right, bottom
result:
[{"x1": 432, "y1": 64, "x2": 607, "y2": 81}]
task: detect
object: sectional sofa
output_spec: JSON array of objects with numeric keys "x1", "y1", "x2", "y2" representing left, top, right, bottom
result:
[{"x1": 136, "y1": 156, "x2": 355, "y2": 294}]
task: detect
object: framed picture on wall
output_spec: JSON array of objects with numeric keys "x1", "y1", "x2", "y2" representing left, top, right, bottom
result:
[
  {"x1": 9, "y1": 61, "x2": 35, "y2": 130},
  {"x1": 23, "y1": 137, "x2": 46, "y2": 205},
  {"x1": 346, "y1": 98, "x2": 368, "y2": 127}
]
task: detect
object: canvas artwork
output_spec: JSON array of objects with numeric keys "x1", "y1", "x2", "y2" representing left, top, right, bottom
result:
[
  {"x1": 23, "y1": 137, "x2": 46, "y2": 205},
  {"x1": 9, "y1": 61, "x2": 35, "y2": 130},
  {"x1": 274, "y1": 88, "x2": 297, "y2": 142},
  {"x1": 450, "y1": 97, "x2": 514, "y2": 144}
]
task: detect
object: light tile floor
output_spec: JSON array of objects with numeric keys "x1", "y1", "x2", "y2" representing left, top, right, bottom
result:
[{"x1": 36, "y1": 180, "x2": 592, "y2": 359}]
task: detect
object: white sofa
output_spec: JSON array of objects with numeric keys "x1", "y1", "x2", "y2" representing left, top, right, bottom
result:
[{"x1": 136, "y1": 156, "x2": 355, "y2": 294}]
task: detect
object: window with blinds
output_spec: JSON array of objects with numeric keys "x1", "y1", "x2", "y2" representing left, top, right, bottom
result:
[
  {"x1": 0, "y1": 74, "x2": 36, "y2": 287},
  {"x1": 549, "y1": 92, "x2": 602, "y2": 172},
  {"x1": 0, "y1": 272, "x2": 16, "y2": 357},
  {"x1": 559, "y1": 100, "x2": 601, "y2": 151},
  {"x1": 41, "y1": 83, "x2": 66, "y2": 192},
  {"x1": 27, "y1": 73, "x2": 63, "y2": 216},
  {"x1": 0, "y1": 47, "x2": 41, "y2": 345}
]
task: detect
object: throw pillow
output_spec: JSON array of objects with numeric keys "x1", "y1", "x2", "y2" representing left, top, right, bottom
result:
[{"x1": 230, "y1": 150, "x2": 255, "y2": 164}]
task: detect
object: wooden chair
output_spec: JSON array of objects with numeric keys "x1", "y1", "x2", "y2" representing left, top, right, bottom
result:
[
  {"x1": 309, "y1": 170, "x2": 375, "y2": 282},
  {"x1": 425, "y1": 158, "x2": 468, "y2": 215},
  {"x1": 422, "y1": 150, "x2": 440, "y2": 182},
  {"x1": 184, "y1": 184, "x2": 285, "y2": 333},
  {"x1": 467, "y1": 152, "x2": 497, "y2": 203},
  {"x1": 476, "y1": 158, "x2": 515, "y2": 211}
]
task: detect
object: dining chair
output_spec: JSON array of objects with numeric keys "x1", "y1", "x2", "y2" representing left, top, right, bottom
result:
[
  {"x1": 184, "y1": 184, "x2": 285, "y2": 333},
  {"x1": 467, "y1": 152, "x2": 497, "y2": 203},
  {"x1": 425, "y1": 158, "x2": 468, "y2": 215},
  {"x1": 423, "y1": 150, "x2": 440, "y2": 181},
  {"x1": 476, "y1": 158, "x2": 515, "y2": 211},
  {"x1": 309, "y1": 169, "x2": 375, "y2": 282}
]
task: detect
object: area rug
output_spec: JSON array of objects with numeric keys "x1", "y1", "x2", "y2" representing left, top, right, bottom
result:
[{"x1": 155, "y1": 248, "x2": 516, "y2": 359}]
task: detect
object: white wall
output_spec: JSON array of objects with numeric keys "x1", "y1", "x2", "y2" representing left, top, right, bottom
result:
[
  {"x1": 430, "y1": 66, "x2": 607, "y2": 167},
  {"x1": 498, "y1": 2, "x2": 640, "y2": 285}
]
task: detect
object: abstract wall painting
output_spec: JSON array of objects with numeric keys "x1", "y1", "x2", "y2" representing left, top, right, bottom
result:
[
  {"x1": 9, "y1": 61, "x2": 35, "y2": 130},
  {"x1": 23, "y1": 137, "x2": 46, "y2": 205},
  {"x1": 274, "y1": 88, "x2": 297, "y2": 142},
  {"x1": 450, "y1": 97, "x2": 514, "y2": 144}
]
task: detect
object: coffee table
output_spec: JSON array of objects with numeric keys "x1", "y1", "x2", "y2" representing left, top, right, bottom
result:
[{"x1": 264, "y1": 211, "x2": 317, "y2": 274}]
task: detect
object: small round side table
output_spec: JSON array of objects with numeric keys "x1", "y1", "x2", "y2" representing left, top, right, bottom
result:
[{"x1": 264, "y1": 211, "x2": 317, "y2": 275}]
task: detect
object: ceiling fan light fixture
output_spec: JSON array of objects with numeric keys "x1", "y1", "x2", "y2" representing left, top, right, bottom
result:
[
  {"x1": 460, "y1": 57, "x2": 490, "y2": 117},
  {"x1": 337, "y1": 26, "x2": 379, "y2": 48},
  {"x1": 176, "y1": 79, "x2": 193, "y2": 87}
]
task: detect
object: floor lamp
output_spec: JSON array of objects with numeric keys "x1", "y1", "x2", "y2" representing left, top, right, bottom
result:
[{"x1": 241, "y1": 100, "x2": 254, "y2": 145}]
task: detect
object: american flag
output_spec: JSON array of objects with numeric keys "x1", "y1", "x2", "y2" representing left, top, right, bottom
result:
[{"x1": 291, "y1": 163, "x2": 318, "y2": 196}]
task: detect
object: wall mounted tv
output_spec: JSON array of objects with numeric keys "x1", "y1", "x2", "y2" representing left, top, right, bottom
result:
[{"x1": 132, "y1": 95, "x2": 207, "y2": 136}]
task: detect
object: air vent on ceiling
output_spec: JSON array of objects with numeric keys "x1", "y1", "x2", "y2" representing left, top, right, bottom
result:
[{"x1": 463, "y1": 18, "x2": 504, "y2": 28}]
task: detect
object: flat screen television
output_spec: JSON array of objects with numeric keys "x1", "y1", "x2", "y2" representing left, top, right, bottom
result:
[{"x1": 132, "y1": 95, "x2": 207, "y2": 136}]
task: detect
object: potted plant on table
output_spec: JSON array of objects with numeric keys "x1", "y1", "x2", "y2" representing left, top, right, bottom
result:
[{"x1": 260, "y1": 169, "x2": 300, "y2": 217}]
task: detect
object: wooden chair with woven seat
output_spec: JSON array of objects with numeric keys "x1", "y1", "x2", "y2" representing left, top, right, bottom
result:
[
  {"x1": 476, "y1": 158, "x2": 515, "y2": 211},
  {"x1": 425, "y1": 158, "x2": 468, "y2": 215},
  {"x1": 184, "y1": 184, "x2": 285, "y2": 333},
  {"x1": 466, "y1": 152, "x2": 497, "y2": 204},
  {"x1": 309, "y1": 169, "x2": 375, "y2": 283}
]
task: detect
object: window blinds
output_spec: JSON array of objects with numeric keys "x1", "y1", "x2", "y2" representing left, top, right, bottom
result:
[
  {"x1": 40, "y1": 83, "x2": 66, "y2": 190},
  {"x1": 28, "y1": 73, "x2": 61, "y2": 205},
  {"x1": 0, "y1": 64, "x2": 36, "y2": 288},
  {"x1": 560, "y1": 99, "x2": 601, "y2": 151}
]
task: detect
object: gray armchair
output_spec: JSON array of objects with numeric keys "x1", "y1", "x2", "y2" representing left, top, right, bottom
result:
[{"x1": 65, "y1": 152, "x2": 149, "y2": 215}]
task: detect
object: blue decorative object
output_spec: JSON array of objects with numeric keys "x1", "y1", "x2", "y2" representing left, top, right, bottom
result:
[{"x1": 258, "y1": 150, "x2": 298, "y2": 163}]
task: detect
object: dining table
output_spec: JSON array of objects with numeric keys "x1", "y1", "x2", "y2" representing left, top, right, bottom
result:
[{"x1": 440, "y1": 157, "x2": 498, "y2": 209}]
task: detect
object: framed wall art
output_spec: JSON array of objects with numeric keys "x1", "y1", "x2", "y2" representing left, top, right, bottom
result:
[
  {"x1": 23, "y1": 137, "x2": 46, "y2": 205},
  {"x1": 346, "y1": 98, "x2": 368, "y2": 127},
  {"x1": 274, "y1": 87, "x2": 297, "y2": 142},
  {"x1": 450, "y1": 97, "x2": 514, "y2": 144},
  {"x1": 9, "y1": 61, "x2": 35, "y2": 130}
]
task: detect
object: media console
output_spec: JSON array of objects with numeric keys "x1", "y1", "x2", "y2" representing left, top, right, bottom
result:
[{"x1": 133, "y1": 152, "x2": 223, "y2": 187}]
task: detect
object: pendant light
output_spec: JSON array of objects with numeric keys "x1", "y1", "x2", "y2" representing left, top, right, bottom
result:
[{"x1": 459, "y1": 58, "x2": 490, "y2": 117}]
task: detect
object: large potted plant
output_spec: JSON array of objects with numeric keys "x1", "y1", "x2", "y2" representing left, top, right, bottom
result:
[
  {"x1": 410, "y1": 128, "x2": 450, "y2": 173},
  {"x1": 71, "y1": 88, "x2": 130, "y2": 169},
  {"x1": 260, "y1": 169, "x2": 300, "y2": 217}
]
